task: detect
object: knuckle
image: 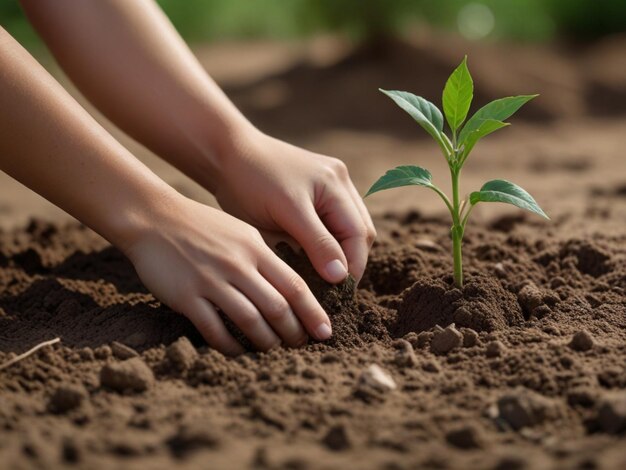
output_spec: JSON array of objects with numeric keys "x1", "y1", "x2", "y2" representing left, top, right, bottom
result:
[
  {"x1": 285, "y1": 274, "x2": 307, "y2": 301},
  {"x1": 263, "y1": 297, "x2": 290, "y2": 321},
  {"x1": 330, "y1": 159, "x2": 349, "y2": 177},
  {"x1": 236, "y1": 309, "x2": 263, "y2": 331}
]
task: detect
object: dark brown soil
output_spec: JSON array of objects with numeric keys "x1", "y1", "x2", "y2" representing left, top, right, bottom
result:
[
  {"x1": 1, "y1": 210, "x2": 625, "y2": 469},
  {"x1": 1, "y1": 34, "x2": 626, "y2": 469}
]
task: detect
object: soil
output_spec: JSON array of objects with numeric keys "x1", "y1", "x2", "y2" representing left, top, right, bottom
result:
[{"x1": 1, "y1": 34, "x2": 626, "y2": 469}]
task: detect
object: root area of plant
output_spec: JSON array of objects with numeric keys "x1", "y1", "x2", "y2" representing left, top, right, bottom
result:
[{"x1": 0, "y1": 212, "x2": 624, "y2": 470}]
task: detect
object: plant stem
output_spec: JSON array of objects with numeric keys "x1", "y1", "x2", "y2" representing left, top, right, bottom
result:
[{"x1": 450, "y1": 167, "x2": 463, "y2": 288}]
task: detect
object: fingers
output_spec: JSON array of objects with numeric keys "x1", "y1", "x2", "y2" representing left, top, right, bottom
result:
[
  {"x1": 236, "y1": 271, "x2": 308, "y2": 348},
  {"x1": 184, "y1": 297, "x2": 244, "y2": 356},
  {"x1": 259, "y1": 254, "x2": 332, "y2": 341},
  {"x1": 317, "y1": 186, "x2": 374, "y2": 284},
  {"x1": 211, "y1": 285, "x2": 282, "y2": 352},
  {"x1": 345, "y1": 183, "x2": 377, "y2": 282},
  {"x1": 273, "y1": 202, "x2": 348, "y2": 284}
]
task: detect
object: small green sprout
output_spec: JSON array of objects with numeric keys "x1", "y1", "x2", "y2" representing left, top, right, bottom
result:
[{"x1": 366, "y1": 57, "x2": 548, "y2": 288}]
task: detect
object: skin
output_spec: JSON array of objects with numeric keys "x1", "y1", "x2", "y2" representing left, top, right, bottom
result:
[{"x1": 0, "y1": 0, "x2": 375, "y2": 354}]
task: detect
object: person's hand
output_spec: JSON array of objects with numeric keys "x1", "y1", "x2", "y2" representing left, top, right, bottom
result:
[
  {"x1": 214, "y1": 131, "x2": 376, "y2": 285},
  {"x1": 124, "y1": 195, "x2": 333, "y2": 355}
]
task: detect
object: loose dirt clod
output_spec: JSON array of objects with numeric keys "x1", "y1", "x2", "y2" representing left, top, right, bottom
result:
[
  {"x1": 430, "y1": 324, "x2": 463, "y2": 355},
  {"x1": 322, "y1": 424, "x2": 352, "y2": 451},
  {"x1": 111, "y1": 341, "x2": 139, "y2": 360},
  {"x1": 167, "y1": 422, "x2": 220, "y2": 458},
  {"x1": 486, "y1": 340, "x2": 506, "y2": 358},
  {"x1": 392, "y1": 339, "x2": 418, "y2": 367},
  {"x1": 166, "y1": 337, "x2": 197, "y2": 371},
  {"x1": 596, "y1": 392, "x2": 626, "y2": 434},
  {"x1": 47, "y1": 383, "x2": 87, "y2": 414},
  {"x1": 445, "y1": 425, "x2": 484, "y2": 449},
  {"x1": 569, "y1": 330, "x2": 595, "y2": 352},
  {"x1": 461, "y1": 328, "x2": 479, "y2": 347},
  {"x1": 497, "y1": 388, "x2": 562, "y2": 430},
  {"x1": 100, "y1": 357, "x2": 154, "y2": 393}
]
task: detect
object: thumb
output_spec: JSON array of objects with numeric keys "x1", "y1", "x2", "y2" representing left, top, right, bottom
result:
[{"x1": 274, "y1": 203, "x2": 348, "y2": 284}]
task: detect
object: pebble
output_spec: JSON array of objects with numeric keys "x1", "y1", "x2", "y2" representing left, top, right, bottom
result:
[
  {"x1": 486, "y1": 340, "x2": 506, "y2": 358},
  {"x1": 48, "y1": 383, "x2": 87, "y2": 414},
  {"x1": 100, "y1": 357, "x2": 154, "y2": 393},
  {"x1": 166, "y1": 337, "x2": 198, "y2": 371},
  {"x1": 497, "y1": 388, "x2": 561, "y2": 430},
  {"x1": 430, "y1": 324, "x2": 463, "y2": 355},
  {"x1": 111, "y1": 342, "x2": 139, "y2": 360},
  {"x1": 596, "y1": 392, "x2": 626, "y2": 434},
  {"x1": 569, "y1": 330, "x2": 595, "y2": 352},
  {"x1": 322, "y1": 424, "x2": 352, "y2": 451},
  {"x1": 358, "y1": 364, "x2": 397, "y2": 392}
]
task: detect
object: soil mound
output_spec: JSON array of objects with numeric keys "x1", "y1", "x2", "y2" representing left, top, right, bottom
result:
[{"x1": 392, "y1": 273, "x2": 524, "y2": 336}]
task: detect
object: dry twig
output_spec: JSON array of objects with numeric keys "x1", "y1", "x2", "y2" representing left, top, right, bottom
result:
[{"x1": 0, "y1": 337, "x2": 61, "y2": 371}]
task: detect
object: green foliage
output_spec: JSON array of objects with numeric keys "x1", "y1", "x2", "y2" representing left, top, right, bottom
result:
[
  {"x1": 470, "y1": 180, "x2": 548, "y2": 219},
  {"x1": 442, "y1": 56, "x2": 473, "y2": 133},
  {"x1": 365, "y1": 166, "x2": 434, "y2": 197},
  {"x1": 367, "y1": 57, "x2": 547, "y2": 287}
]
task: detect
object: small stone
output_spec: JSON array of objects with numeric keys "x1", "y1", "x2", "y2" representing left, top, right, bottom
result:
[
  {"x1": 48, "y1": 384, "x2": 87, "y2": 414},
  {"x1": 569, "y1": 330, "x2": 595, "y2": 352},
  {"x1": 100, "y1": 357, "x2": 154, "y2": 393},
  {"x1": 430, "y1": 324, "x2": 462, "y2": 355},
  {"x1": 486, "y1": 340, "x2": 506, "y2": 358},
  {"x1": 322, "y1": 424, "x2": 352, "y2": 451},
  {"x1": 494, "y1": 262, "x2": 507, "y2": 278},
  {"x1": 111, "y1": 342, "x2": 139, "y2": 360},
  {"x1": 445, "y1": 425, "x2": 484, "y2": 449},
  {"x1": 358, "y1": 364, "x2": 397, "y2": 392},
  {"x1": 497, "y1": 388, "x2": 561, "y2": 430},
  {"x1": 94, "y1": 345, "x2": 112, "y2": 360},
  {"x1": 596, "y1": 392, "x2": 626, "y2": 434},
  {"x1": 461, "y1": 328, "x2": 479, "y2": 347},
  {"x1": 414, "y1": 238, "x2": 440, "y2": 252},
  {"x1": 166, "y1": 337, "x2": 198, "y2": 371}
]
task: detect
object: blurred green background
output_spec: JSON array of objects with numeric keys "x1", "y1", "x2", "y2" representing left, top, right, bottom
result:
[{"x1": 1, "y1": 0, "x2": 625, "y2": 52}]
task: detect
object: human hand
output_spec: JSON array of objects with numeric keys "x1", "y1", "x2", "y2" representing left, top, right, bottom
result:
[
  {"x1": 214, "y1": 131, "x2": 376, "y2": 285},
  {"x1": 124, "y1": 195, "x2": 332, "y2": 355}
]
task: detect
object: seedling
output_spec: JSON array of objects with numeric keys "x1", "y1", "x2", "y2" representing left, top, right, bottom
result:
[{"x1": 366, "y1": 57, "x2": 548, "y2": 288}]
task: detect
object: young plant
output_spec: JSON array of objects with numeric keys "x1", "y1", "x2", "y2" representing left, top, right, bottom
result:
[{"x1": 366, "y1": 57, "x2": 548, "y2": 288}]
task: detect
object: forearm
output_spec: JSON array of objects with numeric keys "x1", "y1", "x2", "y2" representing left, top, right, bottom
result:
[
  {"x1": 0, "y1": 28, "x2": 176, "y2": 252},
  {"x1": 20, "y1": 0, "x2": 254, "y2": 194}
]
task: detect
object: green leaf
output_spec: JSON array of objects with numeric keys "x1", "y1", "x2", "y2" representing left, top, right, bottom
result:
[
  {"x1": 365, "y1": 165, "x2": 433, "y2": 197},
  {"x1": 442, "y1": 56, "x2": 473, "y2": 133},
  {"x1": 458, "y1": 95, "x2": 538, "y2": 144},
  {"x1": 469, "y1": 180, "x2": 549, "y2": 219},
  {"x1": 460, "y1": 119, "x2": 509, "y2": 159},
  {"x1": 379, "y1": 89, "x2": 444, "y2": 141}
]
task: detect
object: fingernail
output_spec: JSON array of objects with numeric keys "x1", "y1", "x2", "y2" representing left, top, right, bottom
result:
[
  {"x1": 315, "y1": 323, "x2": 332, "y2": 341},
  {"x1": 325, "y1": 259, "x2": 347, "y2": 281}
]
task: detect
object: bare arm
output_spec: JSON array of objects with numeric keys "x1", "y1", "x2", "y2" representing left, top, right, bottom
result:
[
  {"x1": 0, "y1": 28, "x2": 332, "y2": 353},
  {"x1": 0, "y1": 26, "x2": 171, "y2": 251},
  {"x1": 21, "y1": 0, "x2": 376, "y2": 284},
  {"x1": 20, "y1": 0, "x2": 250, "y2": 194}
]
